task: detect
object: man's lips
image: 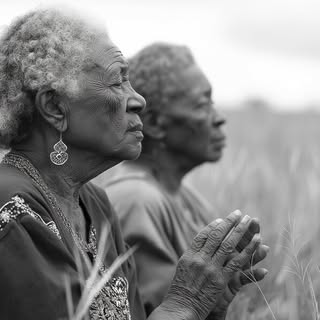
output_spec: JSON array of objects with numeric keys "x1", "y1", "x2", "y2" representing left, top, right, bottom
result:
[{"x1": 211, "y1": 137, "x2": 226, "y2": 148}]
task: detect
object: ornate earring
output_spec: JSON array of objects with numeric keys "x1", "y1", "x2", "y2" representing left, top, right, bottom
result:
[{"x1": 50, "y1": 132, "x2": 69, "y2": 166}]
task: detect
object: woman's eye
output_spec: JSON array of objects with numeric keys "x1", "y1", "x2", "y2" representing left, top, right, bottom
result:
[
  {"x1": 111, "y1": 74, "x2": 129, "y2": 88},
  {"x1": 112, "y1": 82, "x2": 122, "y2": 88}
]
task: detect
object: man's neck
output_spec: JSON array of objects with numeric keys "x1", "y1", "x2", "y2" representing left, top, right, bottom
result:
[{"x1": 134, "y1": 147, "x2": 198, "y2": 193}]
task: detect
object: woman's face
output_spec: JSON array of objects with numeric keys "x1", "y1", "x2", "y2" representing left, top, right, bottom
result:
[
  {"x1": 65, "y1": 39, "x2": 146, "y2": 161},
  {"x1": 162, "y1": 64, "x2": 226, "y2": 165}
]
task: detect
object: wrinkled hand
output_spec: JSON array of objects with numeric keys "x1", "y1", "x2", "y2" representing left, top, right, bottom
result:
[
  {"x1": 161, "y1": 211, "x2": 263, "y2": 320},
  {"x1": 207, "y1": 218, "x2": 269, "y2": 319}
]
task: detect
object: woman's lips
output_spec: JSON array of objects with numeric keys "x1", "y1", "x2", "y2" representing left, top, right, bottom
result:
[
  {"x1": 127, "y1": 124, "x2": 144, "y2": 141},
  {"x1": 133, "y1": 131, "x2": 144, "y2": 141},
  {"x1": 127, "y1": 123, "x2": 143, "y2": 132}
]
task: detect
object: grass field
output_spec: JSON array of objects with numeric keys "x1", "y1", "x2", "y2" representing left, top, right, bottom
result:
[
  {"x1": 187, "y1": 107, "x2": 320, "y2": 320},
  {"x1": 1, "y1": 107, "x2": 319, "y2": 319}
]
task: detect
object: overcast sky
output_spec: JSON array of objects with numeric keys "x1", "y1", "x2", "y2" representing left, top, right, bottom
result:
[{"x1": 1, "y1": 0, "x2": 319, "y2": 111}]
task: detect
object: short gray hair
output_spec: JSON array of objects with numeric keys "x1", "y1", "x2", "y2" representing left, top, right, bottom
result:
[{"x1": 128, "y1": 42, "x2": 195, "y2": 115}]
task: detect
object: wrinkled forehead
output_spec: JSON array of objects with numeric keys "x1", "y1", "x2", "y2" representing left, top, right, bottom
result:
[{"x1": 88, "y1": 39, "x2": 128, "y2": 71}]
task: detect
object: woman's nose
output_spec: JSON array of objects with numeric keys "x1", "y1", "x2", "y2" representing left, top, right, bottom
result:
[{"x1": 127, "y1": 91, "x2": 146, "y2": 114}]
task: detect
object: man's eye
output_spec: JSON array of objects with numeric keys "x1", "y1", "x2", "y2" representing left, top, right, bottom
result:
[
  {"x1": 196, "y1": 99, "x2": 214, "y2": 108},
  {"x1": 195, "y1": 103, "x2": 208, "y2": 110}
]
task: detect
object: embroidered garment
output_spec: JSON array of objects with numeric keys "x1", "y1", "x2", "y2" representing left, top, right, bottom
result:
[
  {"x1": 0, "y1": 162, "x2": 145, "y2": 320},
  {"x1": 0, "y1": 195, "x2": 61, "y2": 239},
  {"x1": 90, "y1": 277, "x2": 131, "y2": 320},
  {"x1": 86, "y1": 226, "x2": 131, "y2": 320},
  {"x1": 103, "y1": 163, "x2": 216, "y2": 315}
]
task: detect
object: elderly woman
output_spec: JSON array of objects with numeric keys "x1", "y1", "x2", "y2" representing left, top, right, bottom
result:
[
  {"x1": 0, "y1": 8, "x2": 267, "y2": 320},
  {"x1": 104, "y1": 43, "x2": 269, "y2": 315}
]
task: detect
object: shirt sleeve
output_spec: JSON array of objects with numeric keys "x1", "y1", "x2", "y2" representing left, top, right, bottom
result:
[
  {"x1": 0, "y1": 195, "x2": 82, "y2": 320},
  {"x1": 107, "y1": 182, "x2": 179, "y2": 316}
]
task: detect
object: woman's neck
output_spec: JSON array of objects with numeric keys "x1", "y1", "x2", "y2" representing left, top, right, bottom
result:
[{"x1": 11, "y1": 142, "x2": 118, "y2": 205}]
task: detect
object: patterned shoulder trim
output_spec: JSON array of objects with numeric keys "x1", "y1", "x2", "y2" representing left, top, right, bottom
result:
[{"x1": 0, "y1": 195, "x2": 61, "y2": 239}]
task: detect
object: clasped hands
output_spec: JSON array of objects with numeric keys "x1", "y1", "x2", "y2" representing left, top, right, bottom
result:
[{"x1": 160, "y1": 210, "x2": 269, "y2": 320}]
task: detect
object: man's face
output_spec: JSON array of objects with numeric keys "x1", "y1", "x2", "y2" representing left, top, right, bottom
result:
[
  {"x1": 163, "y1": 64, "x2": 226, "y2": 165},
  {"x1": 65, "y1": 39, "x2": 146, "y2": 162}
]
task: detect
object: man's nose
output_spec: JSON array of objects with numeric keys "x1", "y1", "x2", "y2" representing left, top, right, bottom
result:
[
  {"x1": 127, "y1": 91, "x2": 146, "y2": 114},
  {"x1": 212, "y1": 110, "x2": 226, "y2": 127}
]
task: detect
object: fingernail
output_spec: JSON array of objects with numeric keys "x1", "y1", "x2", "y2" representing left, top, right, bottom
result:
[
  {"x1": 216, "y1": 218, "x2": 223, "y2": 223},
  {"x1": 241, "y1": 215, "x2": 250, "y2": 224},
  {"x1": 233, "y1": 209, "x2": 242, "y2": 216},
  {"x1": 262, "y1": 245, "x2": 270, "y2": 253},
  {"x1": 262, "y1": 268, "x2": 269, "y2": 276},
  {"x1": 251, "y1": 217, "x2": 260, "y2": 224},
  {"x1": 252, "y1": 234, "x2": 261, "y2": 243}
]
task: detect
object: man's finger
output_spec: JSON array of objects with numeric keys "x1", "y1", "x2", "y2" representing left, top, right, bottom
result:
[
  {"x1": 236, "y1": 218, "x2": 260, "y2": 252},
  {"x1": 212, "y1": 214, "x2": 252, "y2": 265},
  {"x1": 190, "y1": 218, "x2": 223, "y2": 252},
  {"x1": 252, "y1": 244, "x2": 269, "y2": 266},
  {"x1": 239, "y1": 268, "x2": 269, "y2": 286},
  {"x1": 199, "y1": 210, "x2": 243, "y2": 259},
  {"x1": 242, "y1": 244, "x2": 269, "y2": 269},
  {"x1": 223, "y1": 233, "x2": 261, "y2": 280}
]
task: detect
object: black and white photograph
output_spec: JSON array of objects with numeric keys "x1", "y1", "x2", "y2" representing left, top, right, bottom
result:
[{"x1": 0, "y1": 0, "x2": 319, "y2": 319}]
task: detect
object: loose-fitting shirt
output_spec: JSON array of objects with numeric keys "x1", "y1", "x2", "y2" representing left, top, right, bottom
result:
[
  {"x1": 0, "y1": 162, "x2": 145, "y2": 320},
  {"x1": 104, "y1": 163, "x2": 216, "y2": 315}
]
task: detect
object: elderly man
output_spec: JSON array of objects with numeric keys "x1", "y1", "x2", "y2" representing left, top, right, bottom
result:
[{"x1": 104, "y1": 43, "x2": 265, "y2": 315}]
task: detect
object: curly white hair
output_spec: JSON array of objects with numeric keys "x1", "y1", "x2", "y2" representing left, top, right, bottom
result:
[{"x1": 0, "y1": 8, "x2": 107, "y2": 148}]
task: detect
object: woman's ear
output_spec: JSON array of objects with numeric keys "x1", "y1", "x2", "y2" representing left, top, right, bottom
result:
[
  {"x1": 143, "y1": 111, "x2": 167, "y2": 140},
  {"x1": 35, "y1": 88, "x2": 68, "y2": 132}
]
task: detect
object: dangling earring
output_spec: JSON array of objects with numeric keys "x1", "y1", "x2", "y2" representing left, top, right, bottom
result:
[{"x1": 50, "y1": 132, "x2": 69, "y2": 166}]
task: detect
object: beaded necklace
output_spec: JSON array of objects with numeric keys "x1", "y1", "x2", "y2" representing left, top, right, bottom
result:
[{"x1": 2, "y1": 152, "x2": 92, "y2": 259}]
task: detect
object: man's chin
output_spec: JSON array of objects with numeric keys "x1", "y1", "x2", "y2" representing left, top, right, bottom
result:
[{"x1": 206, "y1": 151, "x2": 223, "y2": 162}]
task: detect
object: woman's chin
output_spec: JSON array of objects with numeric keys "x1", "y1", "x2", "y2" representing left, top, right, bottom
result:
[{"x1": 121, "y1": 143, "x2": 142, "y2": 160}]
